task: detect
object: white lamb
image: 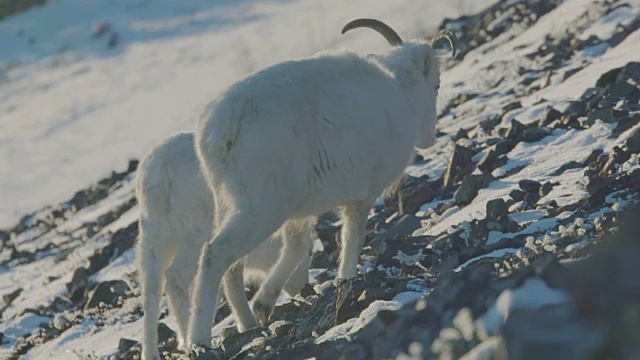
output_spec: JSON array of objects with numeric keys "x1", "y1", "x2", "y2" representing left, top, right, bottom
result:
[
  {"x1": 188, "y1": 19, "x2": 457, "y2": 346},
  {"x1": 136, "y1": 132, "x2": 312, "y2": 360}
]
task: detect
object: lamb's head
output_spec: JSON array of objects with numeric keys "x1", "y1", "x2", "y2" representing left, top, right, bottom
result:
[{"x1": 341, "y1": 18, "x2": 457, "y2": 149}]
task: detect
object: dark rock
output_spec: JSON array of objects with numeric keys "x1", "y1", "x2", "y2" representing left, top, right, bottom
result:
[
  {"x1": 3, "y1": 288, "x2": 23, "y2": 305},
  {"x1": 596, "y1": 66, "x2": 623, "y2": 87},
  {"x1": 67, "y1": 267, "x2": 89, "y2": 304},
  {"x1": 48, "y1": 297, "x2": 73, "y2": 313},
  {"x1": 503, "y1": 101, "x2": 522, "y2": 113},
  {"x1": 554, "y1": 161, "x2": 583, "y2": 175},
  {"x1": 269, "y1": 320, "x2": 295, "y2": 338},
  {"x1": 509, "y1": 189, "x2": 526, "y2": 202},
  {"x1": 0, "y1": 230, "x2": 9, "y2": 243},
  {"x1": 494, "y1": 139, "x2": 512, "y2": 155},
  {"x1": 398, "y1": 183, "x2": 436, "y2": 215},
  {"x1": 118, "y1": 338, "x2": 138, "y2": 352},
  {"x1": 158, "y1": 323, "x2": 176, "y2": 343},
  {"x1": 444, "y1": 145, "x2": 476, "y2": 187},
  {"x1": 454, "y1": 173, "x2": 496, "y2": 205},
  {"x1": 539, "y1": 182, "x2": 554, "y2": 197},
  {"x1": 506, "y1": 119, "x2": 526, "y2": 140},
  {"x1": 300, "y1": 283, "x2": 317, "y2": 298},
  {"x1": 222, "y1": 327, "x2": 263, "y2": 355},
  {"x1": 563, "y1": 101, "x2": 586, "y2": 117},
  {"x1": 555, "y1": 115, "x2": 581, "y2": 130},
  {"x1": 583, "y1": 149, "x2": 604, "y2": 167},
  {"x1": 600, "y1": 146, "x2": 630, "y2": 176},
  {"x1": 91, "y1": 21, "x2": 111, "y2": 38},
  {"x1": 613, "y1": 114, "x2": 640, "y2": 137},
  {"x1": 486, "y1": 198, "x2": 508, "y2": 220},
  {"x1": 523, "y1": 127, "x2": 551, "y2": 142},
  {"x1": 519, "y1": 179, "x2": 542, "y2": 194},
  {"x1": 127, "y1": 159, "x2": 139, "y2": 173},
  {"x1": 477, "y1": 149, "x2": 499, "y2": 173},
  {"x1": 479, "y1": 117, "x2": 501, "y2": 132},
  {"x1": 625, "y1": 127, "x2": 640, "y2": 153},
  {"x1": 610, "y1": 80, "x2": 636, "y2": 99},
  {"x1": 587, "y1": 109, "x2": 615, "y2": 124},
  {"x1": 538, "y1": 106, "x2": 562, "y2": 127},
  {"x1": 524, "y1": 192, "x2": 541, "y2": 208},
  {"x1": 454, "y1": 128, "x2": 469, "y2": 141},
  {"x1": 84, "y1": 280, "x2": 130, "y2": 309},
  {"x1": 107, "y1": 32, "x2": 119, "y2": 48}
]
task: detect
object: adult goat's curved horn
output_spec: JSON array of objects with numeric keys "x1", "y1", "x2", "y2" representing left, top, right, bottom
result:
[{"x1": 341, "y1": 18, "x2": 403, "y2": 47}]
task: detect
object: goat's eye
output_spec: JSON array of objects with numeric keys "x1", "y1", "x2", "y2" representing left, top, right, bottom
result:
[{"x1": 436, "y1": 84, "x2": 441, "y2": 90}]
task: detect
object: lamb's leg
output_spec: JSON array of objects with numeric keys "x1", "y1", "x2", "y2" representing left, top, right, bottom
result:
[
  {"x1": 252, "y1": 224, "x2": 310, "y2": 326},
  {"x1": 165, "y1": 244, "x2": 201, "y2": 346},
  {"x1": 337, "y1": 200, "x2": 373, "y2": 280},
  {"x1": 283, "y1": 248, "x2": 312, "y2": 297},
  {"x1": 222, "y1": 260, "x2": 258, "y2": 332},
  {"x1": 187, "y1": 211, "x2": 285, "y2": 347},
  {"x1": 139, "y1": 219, "x2": 176, "y2": 360}
]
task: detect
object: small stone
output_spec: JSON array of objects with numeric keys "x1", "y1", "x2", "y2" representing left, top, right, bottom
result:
[
  {"x1": 479, "y1": 117, "x2": 500, "y2": 132},
  {"x1": 158, "y1": 323, "x2": 176, "y2": 343},
  {"x1": 222, "y1": 327, "x2": 263, "y2": 355},
  {"x1": 444, "y1": 145, "x2": 476, "y2": 187},
  {"x1": 494, "y1": 140, "x2": 511, "y2": 155},
  {"x1": 524, "y1": 192, "x2": 541, "y2": 208},
  {"x1": 84, "y1": 280, "x2": 130, "y2": 310},
  {"x1": 269, "y1": 320, "x2": 294, "y2": 337},
  {"x1": 509, "y1": 189, "x2": 525, "y2": 202},
  {"x1": 539, "y1": 182, "x2": 554, "y2": 197},
  {"x1": 583, "y1": 149, "x2": 604, "y2": 167},
  {"x1": 613, "y1": 114, "x2": 640, "y2": 137},
  {"x1": 625, "y1": 127, "x2": 640, "y2": 153},
  {"x1": 398, "y1": 183, "x2": 436, "y2": 215},
  {"x1": 477, "y1": 150, "x2": 498, "y2": 173},
  {"x1": 486, "y1": 198, "x2": 508, "y2": 220},
  {"x1": 553, "y1": 161, "x2": 583, "y2": 175},
  {"x1": 118, "y1": 338, "x2": 138, "y2": 352},
  {"x1": 3, "y1": 288, "x2": 23, "y2": 305},
  {"x1": 454, "y1": 173, "x2": 496, "y2": 205},
  {"x1": 503, "y1": 101, "x2": 522, "y2": 113},
  {"x1": 127, "y1": 159, "x2": 139, "y2": 173},
  {"x1": 596, "y1": 66, "x2": 622, "y2": 87},
  {"x1": 91, "y1": 21, "x2": 111, "y2": 38},
  {"x1": 519, "y1": 180, "x2": 541, "y2": 194},
  {"x1": 523, "y1": 127, "x2": 551, "y2": 142},
  {"x1": 454, "y1": 128, "x2": 469, "y2": 141},
  {"x1": 587, "y1": 109, "x2": 615, "y2": 124},
  {"x1": 506, "y1": 119, "x2": 526, "y2": 140},
  {"x1": 538, "y1": 106, "x2": 562, "y2": 127}
]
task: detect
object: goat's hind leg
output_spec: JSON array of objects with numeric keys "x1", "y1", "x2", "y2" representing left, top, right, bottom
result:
[
  {"x1": 223, "y1": 260, "x2": 258, "y2": 332},
  {"x1": 165, "y1": 242, "x2": 202, "y2": 346},
  {"x1": 187, "y1": 210, "x2": 286, "y2": 346},
  {"x1": 139, "y1": 219, "x2": 176, "y2": 360},
  {"x1": 251, "y1": 223, "x2": 311, "y2": 326}
]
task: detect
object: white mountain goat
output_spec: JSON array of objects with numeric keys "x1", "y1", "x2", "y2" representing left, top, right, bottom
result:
[
  {"x1": 187, "y1": 19, "x2": 457, "y2": 346},
  {"x1": 136, "y1": 132, "x2": 312, "y2": 360}
]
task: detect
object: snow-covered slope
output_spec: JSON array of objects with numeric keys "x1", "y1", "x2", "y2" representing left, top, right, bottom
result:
[
  {"x1": 0, "y1": 0, "x2": 494, "y2": 229},
  {"x1": 1, "y1": 0, "x2": 640, "y2": 359}
]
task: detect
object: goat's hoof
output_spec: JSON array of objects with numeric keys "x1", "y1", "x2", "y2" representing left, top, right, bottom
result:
[{"x1": 252, "y1": 301, "x2": 273, "y2": 326}]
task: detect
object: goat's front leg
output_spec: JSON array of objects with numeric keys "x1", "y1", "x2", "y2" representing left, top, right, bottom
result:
[{"x1": 337, "y1": 200, "x2": 373, "y2": 280}]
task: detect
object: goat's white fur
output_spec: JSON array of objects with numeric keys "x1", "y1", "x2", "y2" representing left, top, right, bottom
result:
[
  {"x1": 188, "y1": 21, "x2": 451, "y2": 346},
  {"x1": 136, "y1": 132, "x2": 312, "y2": 360}
]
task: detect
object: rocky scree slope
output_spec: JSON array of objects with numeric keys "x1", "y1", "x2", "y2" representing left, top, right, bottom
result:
[{"x1": 1, "y1": 0, "x2": 640, "y2": 359}]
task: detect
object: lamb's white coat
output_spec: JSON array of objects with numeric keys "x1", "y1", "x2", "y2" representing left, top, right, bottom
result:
[
  {"x1": 136, "y1": 132, "x2": 311, "y2": 360},
  {"x1": 188, "y1": 33, "x2": 445, "y2": 345}
]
